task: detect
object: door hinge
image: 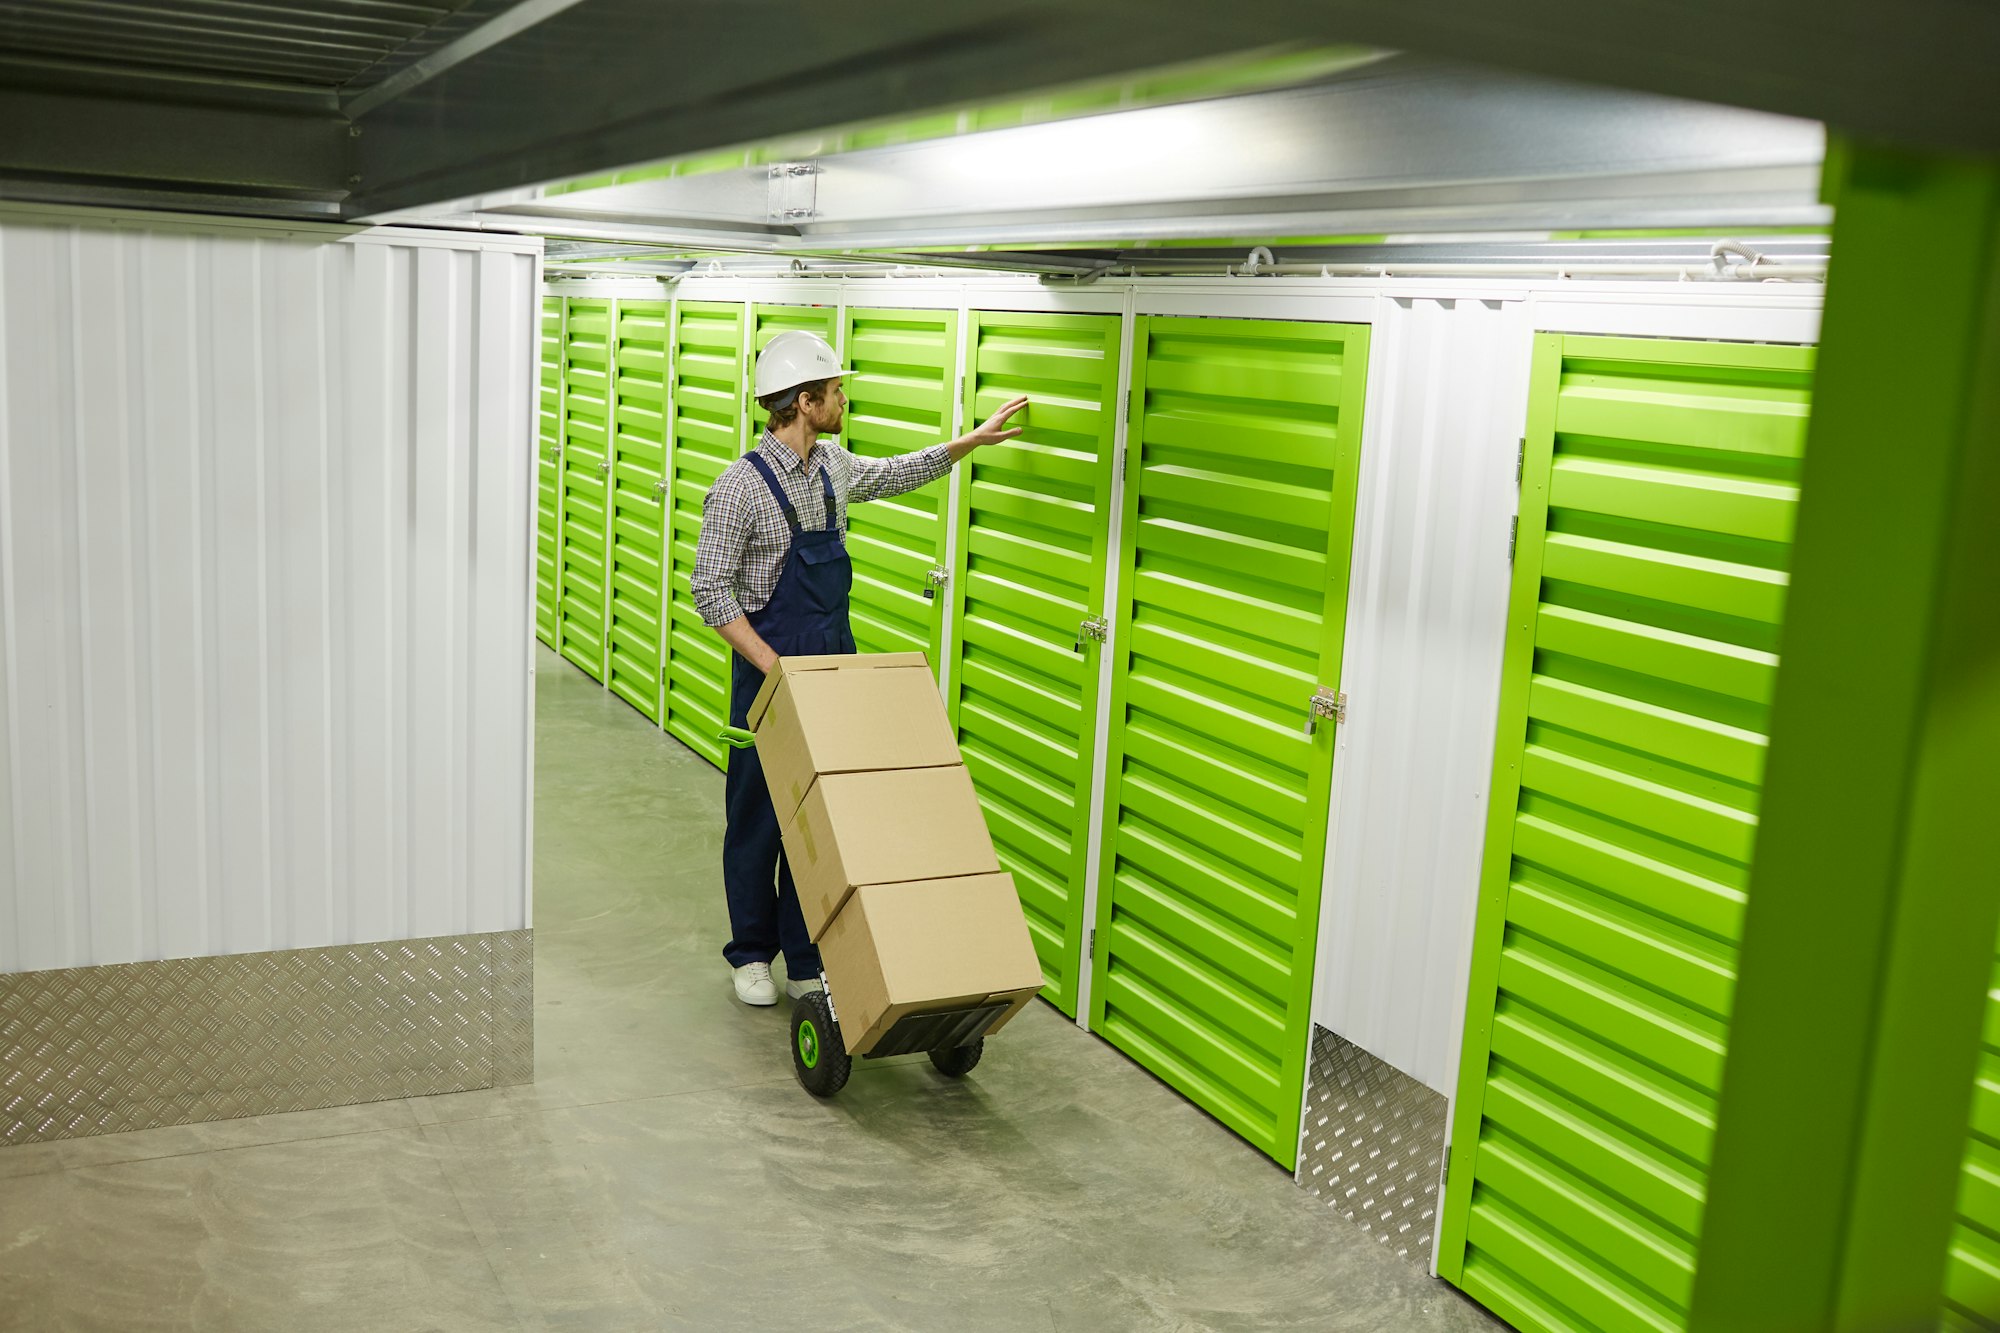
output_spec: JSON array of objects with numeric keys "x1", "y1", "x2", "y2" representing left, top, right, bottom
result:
[
  {"x1": 1508, "y1": 515, "x2": 1519, "y2": 563},
  {"x1": 1088, "y1": 927, "x2": 1097, "y2": 961},
  {"x1": 1304, "y1": 686, "x2": 1346, "y2": 738},
  {"x1": 923, "y1": 564, "x2": 949, "y2": 600},
  {"x1": 1118, "y1": 444, "x2": 1128, "y2": 481},
  {"x1": 1516, "y1": 436, "x2": 1526, "y2": 485}
]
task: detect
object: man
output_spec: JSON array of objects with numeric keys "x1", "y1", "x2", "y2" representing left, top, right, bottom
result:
[{"x1": 691, "y1": 329, "x2": 1029, "y2": 1006}]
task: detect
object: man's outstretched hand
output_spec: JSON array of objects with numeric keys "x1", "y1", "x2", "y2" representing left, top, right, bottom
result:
[{"x1": 965, "y1": 396, "x2": 1030, "y2": 449}]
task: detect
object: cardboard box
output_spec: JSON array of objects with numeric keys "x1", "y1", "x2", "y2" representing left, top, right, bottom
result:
[
  {"x1": 783, "y1": 765, "x2": 1000, "y2": 937},
  {"x1": 748, "y1": 653, "x2": 959, "y2": 825},
  {"x1": 818, "y1": 873, "x2": 1044, "y2": 1057}
]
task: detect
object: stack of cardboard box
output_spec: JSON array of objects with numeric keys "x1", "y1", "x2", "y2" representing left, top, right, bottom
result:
[{"x1": 746, "y1": 653, "x2": 1045, "y2": 1056}]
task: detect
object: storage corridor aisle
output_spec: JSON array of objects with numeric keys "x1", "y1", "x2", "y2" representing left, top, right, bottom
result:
[{"x1": 0, "y1": 649, "x2": 1505, "y2": 1333}]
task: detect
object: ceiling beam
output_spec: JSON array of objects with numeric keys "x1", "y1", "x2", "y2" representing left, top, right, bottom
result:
[
  {"x1": 344, "y1": 3, "x2": 1356, "y2": 215},
  {"x1": 425, "y1": 60, "x2": 1826, "y2": 249},
  {"x1": 0, "y1": 81, "x2": 346, "y2": 218},
  {"x1": 341, "y1": 0, "x2": 594, "y2": 119},
  {"x1": 345, "y1": 0, "x2": 1999, "y2": 219},
  {"x1": 0, "y1": 0, "x2": 1994, "y2": 224},
  {"x1": 1257, "y1": 0, "x2": 2000, "y2": 156}
]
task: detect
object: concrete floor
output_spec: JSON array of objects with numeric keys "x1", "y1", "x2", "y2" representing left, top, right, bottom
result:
[{"x1": 0, "y1": 648, "x2": 1509, "y2": 1333}]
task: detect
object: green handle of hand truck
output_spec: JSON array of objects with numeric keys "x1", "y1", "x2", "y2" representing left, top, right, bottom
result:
[{"x1": 717, "y1": 726, "x2": 757, "y2": 750}]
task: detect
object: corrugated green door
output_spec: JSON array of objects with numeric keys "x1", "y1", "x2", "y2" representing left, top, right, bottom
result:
[
  {"x1": 1089, "y1": 316, "x2": 1369, "y2": 1169},
  {"x1": 946, "y1": 311, "x2": 1121, "y2": 1018},
  {"x1": 606, "y1": 300, "x2": 670, "y2": 723},
  {"x1": 1945, "y1": 927, "x2": 2000, "y2": 1330},
  {"x1": 749, "y1": 303, "x2": 838, "y2": 435},
  {"x1": 842, "y1": 307, "x2": 959, "y2": 664},
  {"x1": 664, "y1": 301, "x2": 743, "y2": 770},
  {"x1": 536, "y1": 296, "x2": 563, "y2": 648},
  {"x1": 1438, "y1": 334, "x2": 1816, "y2": 1332},
  {"x1": 558, "y1": 298, "x2": 613, "y2": 681}
]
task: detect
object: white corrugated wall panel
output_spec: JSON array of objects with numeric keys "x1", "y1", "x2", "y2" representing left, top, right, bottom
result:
[
  {"x1": 1311, "y1": 293, "x2": 1529, "y2": 1095},
  {"x1": 0, "y1": 213, "x2": 539, "y2": 974}
]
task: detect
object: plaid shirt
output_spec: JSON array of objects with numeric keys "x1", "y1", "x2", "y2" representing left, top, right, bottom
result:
[{"x1": 692, "y1": 431, "x2": 953, "y2": 627}]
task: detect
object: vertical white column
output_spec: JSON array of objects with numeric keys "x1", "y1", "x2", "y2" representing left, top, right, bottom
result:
[
  {"x1": 522, "y1": 255, "x2": 548, "y2": 928},
  {"x1": 471, "y1": 251, "x2": 534, "y2": 935},
  {"x1": 655, "y1": 287, "x2": 677, "y2": 728},
  {"x1": 1072, "y1": 284, "x2": 1139, "y2": 1030},
  {"x1": 937, "y1": 296, "x2": 973, "y2": 702}
]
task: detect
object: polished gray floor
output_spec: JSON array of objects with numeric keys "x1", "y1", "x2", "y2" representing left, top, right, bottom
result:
[{"x1": 0, "y1": 649, "x2": 1509, "y2": 1332}]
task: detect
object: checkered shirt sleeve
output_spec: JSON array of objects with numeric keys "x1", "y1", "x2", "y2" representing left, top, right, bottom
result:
[{"x1": 691, "y1": 433, "x2": 952, "y2": 627}]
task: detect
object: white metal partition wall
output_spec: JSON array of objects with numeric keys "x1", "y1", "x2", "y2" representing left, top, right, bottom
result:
[
  {"x1": 0, "y1": 209, "x2": 541, "y2": 974},
  {"x1": 1311, "y1": 289, "x2": 1532, "y2": 1096}
]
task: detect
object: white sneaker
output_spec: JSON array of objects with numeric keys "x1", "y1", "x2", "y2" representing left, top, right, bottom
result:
[
  {"x1": 786, "y1": 976, "x2": 823, "y2": 1000},
  {"x1": 732, "y1": 962, "x2": 778, "y2": 1006}
]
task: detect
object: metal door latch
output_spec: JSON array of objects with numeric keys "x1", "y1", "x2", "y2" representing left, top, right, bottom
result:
[
  {"x1": 1303, "y1": 687, "x2": 1347, "y2": 738},
  {"x1": 598, "y1": 460, "x2": 611, "y2": 475},
  {"x1": 1073, "y1": 615, "x2": 1109, "y2": 653},
  {"x1": 923, "y1": 565, "x2": 949, "y2": 600},
  {"x1": 653, "y1": 480, "x2": 669, "y2": 496}
]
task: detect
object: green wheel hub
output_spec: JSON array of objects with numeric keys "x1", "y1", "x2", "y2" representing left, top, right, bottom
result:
[{"x1": 797, "y1": 1019, "x2": 820, "y2": 1069}]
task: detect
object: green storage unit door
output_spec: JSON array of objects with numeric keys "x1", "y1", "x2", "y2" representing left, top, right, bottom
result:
[
  {"x1": 1944, "y1": 928, "x2": 2000, "y2": 1330},
  {"x1": 664, "y1": 301, "x2": 744, "y2": 770},
  {"x1": 558, "y1": 298, "x2": 614, "y2": 682},
  {"x1": 747, "y1": 302, "x2": 838, "y2": 434},
  {"x1": 606, "y1": 300, "x2": 670, "y2": 723},
  {"x1": 841, "y1": 307, "x2": 959, "y2": 664},
  {"x1": 1438, "y1": 334, "x2": 1815, "y2": 1332},
  {"x1": 946, "y1": 311, "x2": 1122, "y2": 1018},
  {"x1": 1090, "y1": 316, "x2": 1369, "y2": 1170},
  {"x1": 536, "y1": 297, "x2": 563, "y2": 648}
]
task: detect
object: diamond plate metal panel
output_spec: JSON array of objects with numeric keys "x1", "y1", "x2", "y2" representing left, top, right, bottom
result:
[
  {"x1": 490, "y1": 930, "x2": 537, "y2": 1089},
  {"x1": 0, "y1": 930, "x2": 533, "y2": 1146},
  {"x1": 1298, "y1": 1025, "x2": 1448, "y2": 1272}
]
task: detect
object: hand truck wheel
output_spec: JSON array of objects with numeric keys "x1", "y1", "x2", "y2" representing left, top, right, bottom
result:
[
  {"x1": 928, "y1": 1038, "x2": 984, "y2": 1079},
  {"x1": 791, "y1": 991, "x2": 851, "y2": 1097}
]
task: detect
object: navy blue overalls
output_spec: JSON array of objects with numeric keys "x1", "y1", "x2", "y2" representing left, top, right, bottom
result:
[{"x1": 721, "y1": 450, "x2": 856, "y2": 978}]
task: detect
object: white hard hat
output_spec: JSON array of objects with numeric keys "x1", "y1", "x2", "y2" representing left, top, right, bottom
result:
[{"x1": 754, "y1": 330, "x2": 846, "y2": 400}]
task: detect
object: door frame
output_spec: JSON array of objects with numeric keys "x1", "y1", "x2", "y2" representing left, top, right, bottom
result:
[
  {"x1": 946, "y1": 306, "x2": 1126, "y2": 1018},
  {"x1": 1086, "y1": 313, "x2": 1374, "y2": 1167}
]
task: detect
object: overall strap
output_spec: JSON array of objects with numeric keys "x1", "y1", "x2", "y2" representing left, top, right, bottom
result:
[
  {"x1": 743, "y1": 451, "x2": 802, "y2": 535},
  {"x1": 816, "y1": 465, "x2": 839, "y2": 534}
]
